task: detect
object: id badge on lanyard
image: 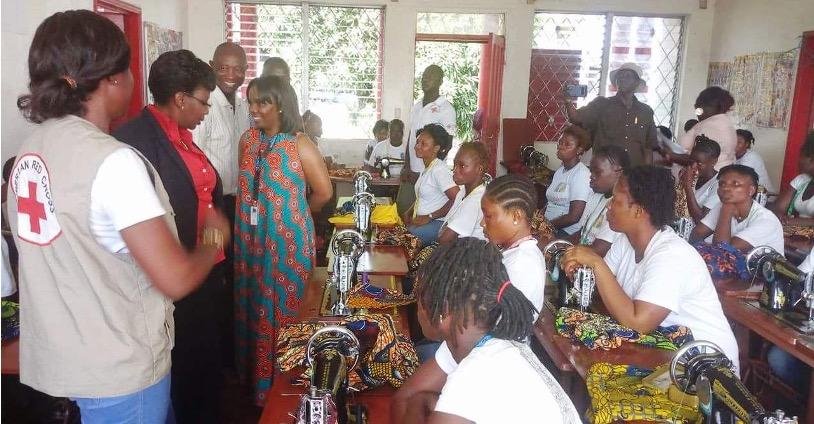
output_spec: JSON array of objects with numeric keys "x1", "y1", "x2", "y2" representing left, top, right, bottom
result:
[{"x1": 250, "y1": 206, "x2": 259, "y2": 226}]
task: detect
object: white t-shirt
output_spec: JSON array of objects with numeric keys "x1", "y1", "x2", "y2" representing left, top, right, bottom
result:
[
  {"x1": 436, "y1": 238, "x2": 545, "y2": 373},
  {"x1": 576, "y1": 192, "x2": 619, "y2": 245},
  {"x1": 789, "y1": 174, "x2": 814, "y2": 218},
  {"x1": 694, "y1": 176, "x2": 721, "y2": 212},
  {"x1": 365, "y1": 138, "x2": 379, "y2": 160},
  {"x1": 366, "y1": 139, "x2": 407, "y2": 177},
  {"x1": 191, "y1": 86, "x2": 250, "y2": 196},
  {"x1": 408, "y1": 97, "x2": 457, "y2": 173},
  {"x1": 434, "y1": 338, "x2": 581, "y2": 424},
  {"x1": 89, "y1": 148, "x2": 167, "y2": 253},
  {"x1": 441, "y1": 185, "x2": 486, "y2": 239},
  {"x1": 735, "y1": 150, "x2": 775, "y2": 193},
  {"x1": 799, "y1": 250, "x2": 814, "y2": 273},
  {"x1": 700, "y1": 201, "x2": 784, "y2": 253},
  {"x1": 605, "y1": 228, "x2": 740, "y2": 371},
  {"x1": 545, "y1": 162, "x2": 591, "y2": 235},
  {"x1": 414, "y1": 159, "x2": 456, "y2": 217}
]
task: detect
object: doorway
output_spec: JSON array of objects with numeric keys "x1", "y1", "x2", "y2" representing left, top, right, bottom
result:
[{"x1": 781, "y1": 31, "x2": 814, "y2": 187}]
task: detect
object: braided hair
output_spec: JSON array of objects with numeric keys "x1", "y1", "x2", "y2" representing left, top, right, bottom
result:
[
  {"x1": 692, "y1": 134, "x2": 721, "y2": 159},
  {"x1": 419, "y1": 123, "x2": 453, "y2": 160},
  {"x1": 415, "y1": 238, "x2": 536, "y2": 341},
  {"x1": 736, "y1": 129, "x2": 755, "y2": 147},
  {"x1": 593, "y1": 145, "x2": 630, "y2": 169},
  {"x1": 484, "y1": 174, "x2": 537, "y2": 223}
]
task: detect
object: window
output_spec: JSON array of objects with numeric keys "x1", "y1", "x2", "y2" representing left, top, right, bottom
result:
[
  {"x1": 528, "y1": 12, "x2": 684, "y2": 142},
  {"x1": 226, "y1": 2, "x2": 384, "y2": 139}
]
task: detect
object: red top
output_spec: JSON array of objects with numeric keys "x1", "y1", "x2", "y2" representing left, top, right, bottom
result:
[{"x1": 148, "y1": 105, "x2": 224, "y2": 262}]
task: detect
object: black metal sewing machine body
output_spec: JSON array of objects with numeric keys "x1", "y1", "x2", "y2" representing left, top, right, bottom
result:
[
  {"x1": 670, "y1": 341, "x2": 798, "y2": 424},
  {"x1": 375, "y1": 157, "x2": 404, "y2": 180},
  {"x1": 543, "y1": 240, "x2": 596, "y2": 312},
  {"x1": 746, "y1": 246, "x2": 814, "y2": 334},
  {"x1": 328, "y1": 230, "x2": 365, "y2": 317}
]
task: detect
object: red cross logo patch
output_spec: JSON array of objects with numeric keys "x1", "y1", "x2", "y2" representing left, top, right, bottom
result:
[{"x1": 11, "y1": 154, "x2": 61, "y2": 245}]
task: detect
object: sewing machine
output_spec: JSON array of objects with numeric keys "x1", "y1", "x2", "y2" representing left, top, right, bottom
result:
[
  {"x1": 756, "y1": 185, "x2": 768, "y2": 207},
  {"x1": 520, "y1": 144, "x2": 549, "y2": 174},
  {"x1": 296, "y1": 326, "x2": 364, "y2": 424},
  {"x1": 353, "y1": 171, "x2": 372, "y2": 195},
  {"x1": 352, "y1": 192, "x2": 376, "y2": 240},
  {"x1": 543, "y1": 240, "x2": 596, "y2": 311},
  {"x1": 328, "y1": 230, "x2": 366, "y2": 316},
  {"x1": 746, "y1": 246, "x2": 814, "y2": 333},
  {"x1": 375, "y1": 157, "x2": 405, "y2": 180},
  {"x1": 670, "y1": 340, "x2": 798, "y2": 423},
  {"x1": 674, "y1": 217, "x2": 695, "y2": 240}
]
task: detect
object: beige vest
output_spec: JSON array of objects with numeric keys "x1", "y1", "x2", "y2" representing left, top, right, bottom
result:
[{"x1": 7, "y1": 115, "x2": 177, "y2": 397}]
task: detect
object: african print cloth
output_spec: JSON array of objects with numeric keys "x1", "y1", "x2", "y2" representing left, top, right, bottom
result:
[
  {"x1": 586, "y1": 363, "x2": 700, "y2": 424},
  {"x1": 691, "y1": 240, "x2": 750, "y2": 281},
  {"x1": 2, "y1": 301, "x2": 19, "y2": 341},
  {"x1": 408, "y1": 243, "x2": 437, "y2": 277},
  {"x1": 784, "y1": 225, "x2": 814, "y2": 240},
  {"x1": 276, "y1": 314, "x2": 418, "y2": 392},
  {"x1": 234, "y1": 129, "x2": 316, "y2": 405},
  {"x1": 531, "y1": 209, "x2": 555, "y2": 244},
  {"x1": 555, "y1": 307, "x2": 693, "y2": 351},
  {"x1": 346, "y1": 277, "x2": 415, "y2": 309},
  {"x1": 376, "y1": 225, "x2": 422, "y2": 260}
]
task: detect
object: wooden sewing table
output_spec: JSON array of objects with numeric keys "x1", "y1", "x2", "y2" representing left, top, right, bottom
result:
[{"x1": 260, "y1": 261, "x2": 412, "y2": 423}]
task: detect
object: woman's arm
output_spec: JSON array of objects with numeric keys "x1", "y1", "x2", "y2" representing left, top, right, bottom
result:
[
  {"x1": 689, "y1": 222, "x2": 714, "y2": 243},
  {"x1": 712, "y1": 203, "x2": 736, "y2": 245},
  {"x1": 392, "y1": 358, "x2": 448, "y2": 424},
  {"x1": 121, "y1": 212, "x2": 230, "y2": 301},
  {"x1": 437, "y1": 227, "x2": 459, "y2": 244},
  {"x1": 297, "y1": 134, "x2": 333, "y2": 211},
  {"x1": 772, "y1": 184, "x2": 795, "y2": 219},
  {"x1": 681, "y1": 168, "x2": 709, "y2": 223},
  {"x1": 549, "y1": 200, "x2": 587, "y2": 229},
  {"x1": 589, "y1": 239, "x2": 612, "y2": 257},
  {"x1": 427, "y1": 412, "x2": 473, "y2": 424},
  {"x1": 562, "y1": 246, "x2": 670, "y2": 333},
  {"x1": 412, "y1": 186, "x2": 460, "y2": 226}
]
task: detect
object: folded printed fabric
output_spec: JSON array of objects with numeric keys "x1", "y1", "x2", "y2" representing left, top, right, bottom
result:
[
  {"x1": 328, "y1": 203, "x2": 403, "y2": 226},
  {"x1": 531, "y1": 209, "x2": 555, "y2": 243},
  {"x1": 586, "y1": 362, "x2": 699, "y2": 424},
  {"x1": 276, "y1": 313, "x2": 418, "y2": 391},
  {"x1": 408, "y1": 243, "x2": 438, "y2": 281},
  {"x1": 784, "y1": 224, "x2": 814, "y2": 239},
  {"x1": 347, "y1": 279, "x2": 414, "y2": 309},
  {"x1": 691, "y1": 240, "x2": 750, "y2": 281},
  {"x1": 377, "y1": 225, "x2": 422, "y2": 259},
  {"x1": 1, "y1": 301, "x2": 19, "y2": 341},
  {"x1": 555, "y1": 307, "x2": 692, "y2": 351}
]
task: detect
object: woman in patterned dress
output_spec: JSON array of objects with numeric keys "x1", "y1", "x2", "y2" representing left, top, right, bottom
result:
[{"x1": 234, "y1": 76, "x2": 332, "y2": 405}]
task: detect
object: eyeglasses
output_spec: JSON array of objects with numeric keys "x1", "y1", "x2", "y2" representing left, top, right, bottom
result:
[{"x1": 184, "y1": 92, "x2": 211, "y2": 108}]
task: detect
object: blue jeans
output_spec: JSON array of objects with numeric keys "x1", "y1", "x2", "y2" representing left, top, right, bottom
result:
[
  {"x1": 767, "y1": 346, "x2": 810, "y2": 393},
  {"x1": 408, "y1": 219, "x2": 444, "y2": 246},
  {"x1": 73, "y1": 374, "x2": 172, "y2": 424}
]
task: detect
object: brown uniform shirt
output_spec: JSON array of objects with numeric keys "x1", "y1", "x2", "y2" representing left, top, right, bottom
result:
[{"x1": 576, "y1": 95, "x2": 658, "y2": 166}]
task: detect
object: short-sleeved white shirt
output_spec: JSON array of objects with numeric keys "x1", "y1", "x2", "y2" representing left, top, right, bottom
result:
[
  {"x1": 700, "y1": 201, "x2": 784, "y2": 253},
  {"x1": 545, "y1": 162, "x2": 591, "y2": 235},
  {"x1": 407, "y1": 97, "x2": 457, "y2": 173},
  {"x1": 789, "y1": 174, "x2": 814, "y2": 218},
  {"x1": 695, "y1": 176, "x2": 721, "y2": 212},
  {"x1": 89, "y1": 148, "x2": 167, "y2": 253},
  {"x1": 799, "y1": 250, "x2": 814, "y2": 273},
  {"x1": 414, "y1": 159, "x2": 456, "y2": 217},
  {"x1": 577, "y1": 192, "x2": 619, "y2": 245},
  {"x1": 436, "y1": 239, "x2": 545, "y2": 373},
  {"x1": 735, "y1": 150, "x2": 775, "y2": 193},
  {"x1": 441, "y1": 185, "x2": 486, "y2": 239},
  {"x1": 434, "y1": 338, "x2": 581, "y2": 424},
  {"x1": 365, "y1": 139, "x2": 407, "y2": 177},
  {"x1": 604, "y1": 229, "x2": 740, "y2": 371}
]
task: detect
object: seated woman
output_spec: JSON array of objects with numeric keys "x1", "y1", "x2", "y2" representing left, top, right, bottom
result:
[
  {"x1": 562, "y1": 166, "x2": 739, "y2": 371},
  {"x1": 680, "y1": 135, "x2": 721, "y2": 223},
  {"x1": 690, "y1": 165, "x2": 784, "y2": 254},
  {"x1": 734, "y1": 129, "x2": 774, "y2": 193},
  {"x1": 406, "y1": 238, "x2": 581, "y2": 424},
  {"x1": 402, "y1": 124, "x2": 459, "y2": 246},
  {"x1": 773, "y1": 131, "x2": 814, "y2": 226},
  {"x1": 392, "y1": 174, "x2": 546, "y2": 423},
  {"x1": 544, "y1": 125, "x2": 592, "y2": 237},
  {"x1": 571, "y1": 145, "x2": 629, "y2": 255},
  {"x1": 438, "y1": 142, "x2": 489, "y2": 243}
]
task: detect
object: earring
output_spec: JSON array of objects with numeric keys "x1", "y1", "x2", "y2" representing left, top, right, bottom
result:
[
  {"x1": 513, "y1": 220, "x2": 518, "y2": 225},
  {"x1": 112, "y1": 80, "x2": 119, "y2": 85},
  {"x1": 438, "y1": 315, "x2": 444, "y2": 323},
  {"x1": 181, "y1": 106, "x2": 185, "y2": 110}
]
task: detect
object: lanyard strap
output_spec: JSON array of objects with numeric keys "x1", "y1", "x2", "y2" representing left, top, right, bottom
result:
[
  {"x1": 413, "y1": 158, "x2": 440, "y2": 218},
  {"x1": 474, "y1": 333, "x2": 493, "y2": 348},
  {"x1": 580, "y1": 197, "x2": 609, "y2": 244},
  {"x1": 253, "y1": 132, "x2": 280, "y2": 203}
]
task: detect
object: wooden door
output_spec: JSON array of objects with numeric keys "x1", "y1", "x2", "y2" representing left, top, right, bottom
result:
[{"x1": 478, "y1": 33, "x2": 506, "y2": 175}]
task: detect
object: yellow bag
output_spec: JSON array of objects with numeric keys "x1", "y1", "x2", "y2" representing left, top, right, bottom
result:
[{"x1": 329, "y1": 203, "x2": 402, "y2": 226}]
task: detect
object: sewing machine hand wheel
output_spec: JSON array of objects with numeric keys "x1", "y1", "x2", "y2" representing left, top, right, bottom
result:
[
  {"x1": 332, "y1": 229, "x2": 365, "y2": 257},
  {"x1": 379, "y1": 158, "x2": 390, "y2": 168},
  {"x1": 669, "y1": 340, "x2": 726, "y2": 395},
  {"x1": 306, "y1": 325, "x2": 361, "y2": 371},
  {"x1": 543, "y1": 240, "x2": 574, "y2": 279},
  {"x1": 746, "y1": 245, "x2": 781, "y2": 277},
  {"x1": 482, "y1": 172, "x2": 493, "y2": 186}
]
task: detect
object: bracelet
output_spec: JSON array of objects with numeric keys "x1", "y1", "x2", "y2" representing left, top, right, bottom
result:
[{"x1": 201, "y1": 227, "x2": 224, "y2": 251}]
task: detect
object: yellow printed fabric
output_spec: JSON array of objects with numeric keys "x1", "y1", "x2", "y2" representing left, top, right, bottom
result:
[
  {"x1": 586, "y1": 362, "x2": 699, "y2": 424},
  {"x1": 328, "y1": 203, "x2": 402, "y2": 226}
]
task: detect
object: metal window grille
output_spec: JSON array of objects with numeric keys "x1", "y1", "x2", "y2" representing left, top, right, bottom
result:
[
  {"x1": 529, "y1": 12, "x2": 685, "y2": 142},
  {"x1": 225, "y1": 2, "x2": 384, "y2": 139}
]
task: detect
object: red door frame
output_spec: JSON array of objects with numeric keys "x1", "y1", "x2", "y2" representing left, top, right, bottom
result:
[
  {"x1": 781, "y1": 31, "x2": 814, "y2": 187},
  {"x1": 94, "y1": 0, "x2": 144, "y2": 122}
]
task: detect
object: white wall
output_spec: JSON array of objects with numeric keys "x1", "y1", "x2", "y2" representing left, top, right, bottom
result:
[
  {"x1": 0, "y1": 0, "x2": 189, "y2": 165},
  {"x1": 709, "y1": 0, "x2": 814, "y2": 189}
]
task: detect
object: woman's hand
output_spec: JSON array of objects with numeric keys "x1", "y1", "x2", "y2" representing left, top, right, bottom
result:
[
  {"x1": 411, "y1": 215, "x2": 431, "y2": 226},
  {"x1": 202, "y1": 209, "x2": 232, "y2": 247},
  {"x1": 561, "y1": 245, "x2": 603, "y2": 276},
  {"x1": 679, "y1": 164, "x2": 697, "y2": 189}
]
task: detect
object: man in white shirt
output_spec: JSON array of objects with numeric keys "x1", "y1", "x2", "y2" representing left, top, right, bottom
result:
[
  {"x1": 397, "y1": 65, "x2": 457, "y2": 214},
  {"x1": 365, "y1": 119, "x2": 406, "y2": 177}
]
